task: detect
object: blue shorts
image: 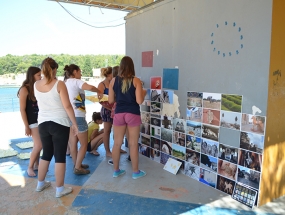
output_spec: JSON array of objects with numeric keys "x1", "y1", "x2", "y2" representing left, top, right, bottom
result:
[{"x1": 71, "y1": 117, "x2": 88, "y2": 133}]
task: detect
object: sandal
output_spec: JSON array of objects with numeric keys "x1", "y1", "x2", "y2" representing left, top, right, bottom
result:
[
  {"x1": 73, "y1": 168, "x2": 90, "y2": 175},
  {"x1": 81, "y1": 164, "x2": 89, "y2": 169}
]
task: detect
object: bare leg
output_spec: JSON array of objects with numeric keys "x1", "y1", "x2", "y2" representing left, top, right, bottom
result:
[
  {"x1": 55, "y1": 163, "x2": 66, "y2": 187},
  {"x1": 75, "y1": 131, "x2": 88, "y2": 170},
  {"x1": 127, "y1": 125, "x2": 140, "y2": 172},
  {"x1": 112, "y1": 125, "x2": 126, "y2": 171},
  {"x1": 69, "y1": 129, "x2": 79, "y2": 166},
  {"x1": 89, "y1": 133, "x2": 104, "y2": 155},
  {"x1": 37, "y1": 159, "x2": 50, "y2": 181},
  {"x1": 27, "y1": 127, "x2": 42, "y2": 176},
  {"x1": 103, "y1": 122, "x2": 112, "y2": 157}
]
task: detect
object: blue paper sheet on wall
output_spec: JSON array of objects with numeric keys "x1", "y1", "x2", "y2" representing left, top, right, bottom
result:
[{"x1": 163, "y1": 68, "x2": 179, "y2": 90}]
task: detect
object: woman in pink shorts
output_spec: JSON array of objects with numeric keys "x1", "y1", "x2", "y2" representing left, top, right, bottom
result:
[{"x1": 108, "y1": 56, "x2": 147, "y2": 179}]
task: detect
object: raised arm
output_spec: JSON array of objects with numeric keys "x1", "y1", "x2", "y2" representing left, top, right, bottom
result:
[
  {"x1": 18, "y1": 87, "x2": 31, "y2": 136},
  {"x1": 133, "y1": 77, "x2": 146, "y2": 104}
]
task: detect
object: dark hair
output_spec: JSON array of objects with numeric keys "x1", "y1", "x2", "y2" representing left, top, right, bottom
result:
[
  {"x1": 17, "y1": 66, "x2": 41, "y2": 101},
  {"x1": 100, "y1": 67, "x2": 112, "y2": 78},
  {"x1": 112, "y1": 66, "x2": 119, "y2": 78},
  {"x1": 119, "y1": 56, "x2": 135, "y2": 93},
  {"x1": 41, "y1": 57, "x2": 58, "y2": 84},
  {"x1": 92, "y1": 112, "x2": 102, "y2": 122},
  {"x1": 63, "y1": 64, "x2": 80, "y2": 81}
]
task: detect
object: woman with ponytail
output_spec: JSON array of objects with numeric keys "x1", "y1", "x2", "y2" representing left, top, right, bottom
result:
[{"x1": 108, "y1": 56, "x2": 147, "y2": 179}]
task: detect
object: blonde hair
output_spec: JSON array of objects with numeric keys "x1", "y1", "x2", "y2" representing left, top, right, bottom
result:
[{"x1": 100, "y1": 67, "x2": 112, "y2": 78}]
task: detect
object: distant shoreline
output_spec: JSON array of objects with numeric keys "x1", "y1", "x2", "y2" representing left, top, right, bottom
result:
[{"x1": 0, "y1": 84, "x2": 21, "y2": 88}]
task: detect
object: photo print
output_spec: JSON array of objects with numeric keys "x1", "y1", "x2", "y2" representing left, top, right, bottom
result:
[
  {"x1": 150, "y1": 148, "x2": 161, "y2": 163},
  {"x1": 186, "y1": 148, "x2": 200, "y2": 166},
  {"x1": 141, "y1": 112, "x2": 150, "y2": 124},
  {"x1": 202, "y1": 93, "x2": 221, "y2": 110},
  {"x1": 237, "y1": 165, "x2": 260, "y2": 190},
  {"x1": 172, "y1": 143, "x2": 186, "y2": 160},
  {"x1": 140, "y1": 134, "x2": 151, "y2": 147},
  {"x1": 199, "y1": 168, "x2": 217, "y2": 188},
  {"x1": 160, "y1": 152, "x2": 171, "y2": 165},
  {"x1": 186, "y1": 120, "x2": 201, "y2": 137},
  {"x1": 161, "y1": 115, "x2": 173, "y2": 130},
  {"x1": 187, "y1": 107, "x2": 202, "y2": 122},
  {"x1": 139, "y1": 144, "x2": 150, "y2": 158},
  {"x1": 217, "y1": 159, "x2": 237, "y2": 181},
  {"x1": 150, "y1": 76, "x2": 162, "y2": 90},
  {"x1": 201, "y1": 139, "x2": 219, "y2": 157},
  {"x1": 151, "y1": 137, "x2": 161, "y2": 151},
  {"x1": 161, "y1": 127, "x2": 173, "y2": 143},
  {"x1": 200, "y1": 153, "x2": 217, "y2": 172},
  {"x1": 221, "y1": 94, "x2": 242, "y2": 113},
  {"x1": 202, "y1": 108, "x2": 220, "y2": 126},
  {"x1": 151, "y1": 89, "x2": 161, "y2": 102},
  {"x1": 145, "y1": 88, "x2": 151, "y2": 100},
  {"x1": 202, "y1": 124, "x2": 219, "y2": 142},
  {"x1": 217, "y1": 175, "x2": 236, "y2": 195},
  {"x1": 140, "y1": 100, "x2": 151, "y2": 112},
  {"x1": 240, "y1": 132, "x2": 264, "y2": 154},
  {"x1": 218, "y1": 143, "x2": 238, "y2": 164},
  {"x1": 173, "y1": 131, "x2": 186, "y2": 147},
  {"x1": 241, "y1": 114, "x2": 266, "y2": 135},
  {"x1": 173, "y1": 118, "x2": 186, "y2": 133},
  {"x1": 150, "y1": 125, "x2": 161, "y2": 138},
  {"x1": 187, "y1": 91, "x2": 203, "y2": 107},
  {"x1": 161, "y1": 140, "x2": 172, "y2": 155},
  {"x1": 184, "y1": 162, "x2": 200, "y2": 180},
  {"x1": 186, "y1": 135, "x2": 201, "y2": 152},
  {"x1": 150, "y1": 102, "x2": 161, "y2": 116},
  {"x1": 220, "y1": 110, "x2": 241, "y2": 130},
  {"x1": 140, "y1": 123, "x2": 150, "y2": 135},
  {"x1": 232, "y1": 183, "x2": 257, "y2": 209},
  {"x1": 238, "y1": 149, "x2": 262, "y2": 172},
  {"x1": 150, "y1": 117, "x2": 161, "y2": 127},
  {"x1": 161, "y1": 90, "x2": 174, "y2": 104}
]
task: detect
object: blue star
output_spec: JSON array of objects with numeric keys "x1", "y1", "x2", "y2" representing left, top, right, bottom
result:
[
  {"x1": 225, "y1": 21, "x2": 228, "y2": 25},
  {"x1": 216, "y1": 24, "x2": 219, "y2": 28},
  {"x1": 233, "y1": 22, "x2": 236, "y2": 27},
  {"x1": 211, "y1": 33, "x2": 214, "y2": 37},
  {"x1": 211, "y1": 40, "x2": 214, "y2": 45}
]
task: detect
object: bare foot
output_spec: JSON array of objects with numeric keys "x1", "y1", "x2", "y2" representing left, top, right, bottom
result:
[
  {"x1": 27, "y1": 168, "x2": 36, "y2": 177},
  {"x1": 120, "y1": 149, "x2": 127, "y2": 154},
  {"x1": 106, "y1": 152, "x2": 112, "y2": 157},
  {"x1": 90, "y1": 150, "x2": 100, "y2": 156}
]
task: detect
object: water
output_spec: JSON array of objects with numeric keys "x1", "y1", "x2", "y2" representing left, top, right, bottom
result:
[{"x1": 0, "y1": 86, "x2": 97, "y2": 113}]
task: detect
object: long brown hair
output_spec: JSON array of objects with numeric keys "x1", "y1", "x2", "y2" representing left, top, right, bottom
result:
[
  {"x1": 118, "y1": 56, "x2": 135, "y2": 93},
  {"x1": 41, "y1": 57, "x2": 58, "y2": 84},
  {"x1": 17, "y1": 66, "x2": 41, "y2": 101}
]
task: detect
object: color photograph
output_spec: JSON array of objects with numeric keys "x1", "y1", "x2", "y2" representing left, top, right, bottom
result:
[
  {"x1": 217, "y1": 159, "x2": 237, "y2": 181},
  {"x1": 200, "y1": 153, "x2": 217, "y2": 172},
  {"x1": 151, "y1": 137, "x2": 161, "y2": 151},
  {"x1": 202, "y1": 108, "x2": 220, "y2": 126},
  {"x1": 150, "y1": 117, "x2": 161, "y2": 127},
  {"x1": 150, "y1": 148, "x2": 161, "y2": 163},
  {"x1": 202, "y1": 93, "x2": 221, "y2": 110},
  {"x1": 220, "y1": 110, "x2": 241, "y2": 130},
  {"x1": 145, "y1": 88, "x2": 151, "y2": 100},
  {"x1": 202, "y1": 124, "x2": 219, "y2": 142},
  {"x1": 187, "y1": 107, "x2": 202, "y2": 122},
  {"x1": 161, "y1": 115, "x2": 173, "y2": 130},
  {"x1": 140, "y1": 134, "x2": 151, "y2": 146},
  {"x1": 172, "y1": 143, "x2": 186, "y2": 160},
  {"x1": 199, "y1": 168, "x2": 217, "y2": 188},
  {"x1": 139, "y1": 144, "x2": 150, "y2": 158},
  {"x1": 221, "y1": 94, "x2": 242, "y2": 113},
  {"x1": 241, "y1": 114, "x2": 266, "y2": 135},
  {"x1": 218, "y1": 143, "x2": 238, "y2": 164},
  {"x1": 173, "y1": 131, "x2": 186, "y2": 147},
  {"x1": 150, "y1": 125, "x2": 161, "y2": 138},
  {"x1": 186, "y1": 135, "x2": 201, "y2": 152},
  {"x1": 160, "y1": 152, "x2": 171, "y2": 165},
  {"x1": 141, "y1": 111, "x2": 150, "y2": 124},
  {"x1": 240, "y1": 131, "x2": 264, "y2": 154},
  {"x1": 150, "y1": 76, "x2": 162, "y2": 90},
  {"x1": 184, "y1": 162, "x2": 200, "y2": 180},
  {"x1": 186, "y1": 120, "x2": 201, "y2": 137},
  {"x1": 232, "y1": 183, "x2": 258, "y2": 209},
  {"x1": 217, "y1": 175, "x2": 236, "y2": 195},
  {"x1": 161, "y1": 127, "x2": 173, "y2": 143},
  {"x1": 186, "y1": 148, "x2": 200, "y2": 166},
  {"x1": 201, "y1": 139, "x2": 219, "y2": 157},
  {"x1": 187, "y1": 92, "x2": 203, "y2": 107},
  {"x1": 151, "y1": 89, "x2": 161, "y2": 102},
  {"x1": 161, "y1": 140, "x2": 172, "y2": 155},
  {"x1": 173, "y1": 118, "x2": 186, "y2": 133},
  {"x1": 150, "y1": 102, "x2": 161, "y2": 116},
  {"x1": 140, "y1": 100, "x2": 151, "y2": 112},
  {"x1": 237, "y1": 166, "x2": 260, "y2": 190},
  {"x1": 161, "y1": 90, "x2": 174, "y2": 104},
  {"x1": 140, "y1": 123, "x2": 150, "y2": 135},
  {"x1": 238, "y1": 149, "x2": 262, "y2": 172}
]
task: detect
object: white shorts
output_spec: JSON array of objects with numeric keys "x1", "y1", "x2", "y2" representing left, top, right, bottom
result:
[{"x1": 29, "y1": 123, "x2": 38, "y2": 129}]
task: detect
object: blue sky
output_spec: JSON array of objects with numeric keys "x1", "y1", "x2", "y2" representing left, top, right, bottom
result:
[{"x1": 0, "y1": 0, "x2": 127, "y2": 56}]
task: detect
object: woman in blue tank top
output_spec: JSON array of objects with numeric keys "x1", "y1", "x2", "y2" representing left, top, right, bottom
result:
[{"x1": 108, "y1": 56, "x2": 147, "y2": 179}]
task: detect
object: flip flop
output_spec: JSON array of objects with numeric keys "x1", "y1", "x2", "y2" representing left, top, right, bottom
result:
[
  {"x1": 120, "y1": 149, "x2": 127, "y2": 154},
  {"x1": 90, "y1": 151, "x2": 100, "y2": 156},
  {"x1": 26, "y1": 170, "x2": 37, "y2": 177}
]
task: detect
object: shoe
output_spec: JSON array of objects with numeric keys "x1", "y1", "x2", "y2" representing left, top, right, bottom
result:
[
  {"x1": 108, "y1": 160, "x2": 113, "y2": 165},
  {"x1": 36, "y1": 181, "x2": 51, "y2": 192},
  {"x1": 132, "y1": 170, "x2": 146, "y2": 179},
  {"x1": 126, "y1": 155, "x2": 131, "y2": 162},
  {"x1": 73, "y1": 168, "x2": 90, "y2": 175},
  {"x1": 81, "y1": 164, "x2": 89, "y2": 169},
  {"x1": 113, "y1": 169, "x2": 126, "y2": 178},
  {"x1": 56, "y1": 187, "x2": 73, "y2": 198}
]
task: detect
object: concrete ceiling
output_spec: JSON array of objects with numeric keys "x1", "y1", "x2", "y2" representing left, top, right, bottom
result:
[{"x1": 49, "y1": 0, "x2": 156, "y2": 12}]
